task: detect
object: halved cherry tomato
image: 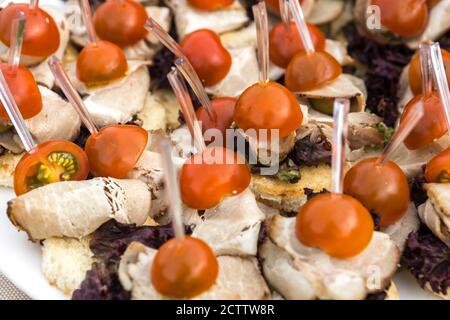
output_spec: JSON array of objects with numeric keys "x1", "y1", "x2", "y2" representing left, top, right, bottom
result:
[
  {"x1": 84, "y1": 125, "x2": 148, "y2": 178},
  {"x1": 234, "y1": 81, "x2": 303, "y2": 138},
  {"x1": 425, "y1": 147, "x2": 450, "y2": 182},
  {"x1": 408, "y1": 48, "x2": 450, "y2": 95},
  {"x1": 181, "y1": 29, "x2": 232, "y2": 87},
  {"x1": 152, "y1": 236, "x2": 218, "y2": 299},
  {"x1": 266, "y1": 0, "x2": 302, "y2": 14},
  {"x1": 187, "y1": 0, "x2": 234, "y2": 11},
  {"x1": 180, "y1": 147, "x2": 250, "y2": 210},
  {"x1": 344, "y1": 157, "x2": 410, "y2": 227},
  {"x1": 0, "y1": 63, "x2": 42, "y2": 120},
  {"x1": 14, "y1": 140, "x2": 90, "y2": 195},
  {"x1": 401, "y1": 92, "x2": 447, "y2": 150},
  {"x1": 196, "y1": 97, "x2": 236, "y2": 146},
  {"x1": 371, "y1": 0, "x2": 428, "y2": 37},
  {"x1": 296, "y1": 193, "x2": 374, "y2": 258},
  {"x1": 269, "y1": 21, "x2": 326, "y2": 68},
  {"x1": 76, "y1": 40, "x2": 128, "y2": 85},
  {"x1": 0, "y1": 3, "x2": 60, "y2": 57},
  {"x1": 93, "y1": 0, "x2": 148, "y2": 47},
  {"x1": 285, "y1": 51, "x2": 342, "y2": 92}
]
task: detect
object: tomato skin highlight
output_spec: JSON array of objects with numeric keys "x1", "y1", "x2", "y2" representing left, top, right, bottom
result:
[
  {"x1": 180, "y1": 147, "x2": 250, "y2": 210},
  {"x1": 0, "y1": 64, "x2": 42, "y2": 120},
  {"x1": 93, "y1": 0, "x2": 148, "y2": 47},
  {"x1": 269, "y1": 22, "x2": 325, "y2": 68},
  {"x1": 187, "y1": 0, "x2": 234, "y2": 11},
  {"x1": 285, "y1": 51, "x2": 342, "y2": 92},
  {"x1": 371, "y1": 0, "x2": 428, "y2": 37},
  {"x1": 85, "y1": 125, "x2": 148, "y2": 179},
  {"x1": 234, "y1": 81, "x2": 303, "y2": 139},
  {"x1": 0, "y1": 3, "x2": 60, "y2": 57},
  {"x1": 425, "y1": 147, "x2": 450, "y2": 182},
  {"x1": 151, "y1": 236, "x2": 219, "y2": 299},
  {"x1": 296, "y1": 193, "x2": 374, "y2": 258},
  {"x1": 401, "y1": 92, "x2": 447, "y2": 150},
  {"x1": 344, "y1": 157, "x2": 410, "y2": 227},
  {"x1": 409, "y1": 49, "x2": 450, "y2": 95},
  {"x1": 76, "y1": 40, "x2": 128, "y2": 85},
  {"x1": 14, "y1": 140, "x2": 90, "y2": 196},
  {"x1": 181, "y1": 29, "x2": 232, "y2": 87},
  {"x1": 196, "y1": 97, "x2": 236, "y2": 146}
]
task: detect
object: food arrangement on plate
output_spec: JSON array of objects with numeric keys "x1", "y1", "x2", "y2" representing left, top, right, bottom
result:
[{"x1": 0, "y1": 0, "x2": 449, "y2": 300}]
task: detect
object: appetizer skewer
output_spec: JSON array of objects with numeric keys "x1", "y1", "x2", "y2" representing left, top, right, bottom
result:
[{"x1": 48, "y1": 56, "x2": 148, "y2": 179}]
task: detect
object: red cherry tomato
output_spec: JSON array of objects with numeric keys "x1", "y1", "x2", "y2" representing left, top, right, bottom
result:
[
  {"x1": 180, "y1": 147, "x2": 250, "y2": 210},
  {"x1": 234, "y1": 81, "x2": 303, "y2": 138},
  {"x1": 344, "y1": 158, "x2": 410, "y2": 227},
  {"x1": 14, "y1": 140, "x2": 90, "y2": 195},
  {"x1": 401, "y1": 92, "x2": 447, "y2": 150},
  {"x1": 0, "y1": 63, "x2": 42, "y2": 120},
  {"x1": 93, "y1": 0, "x2": 148, "y2": 47},
  {"x1": 425, "y1": 147, "x2": 450, "y2": 182},
  {"x1": 84, "y1": 125, "x2": 148, "y2": 178},
  {"x1": 409, "y1": 49, "x2": 450, "y2": 95},
  {"x1": 151, "y1": 236, "x2": 219, "y2": 299},
  {"x1": 269, "y1": 21, "x2": 326, "y2": 68},
  {"x1": 76, "y1": 40, "x2": 128, "y2": 85},
  {"x1": 187, "y1": 0, "x2": 234, "y2": 11},
  {"x1": 181, "y1": 29, "x2": 232, "y2": 87},
  {"x1": 196, "y1": 97, "x2": 236, "y2": 146},
  {"x1": 0, "y1": 3, "x2": 60, "y2": 57},
  {"x1": 266, "y1": 0, "x2": 302, "y2": 14},
  {"x1": 371, "y1": 0, "x2": 428, "y2": 37},
  {"x1": 296, "y1": 193, "x2": 374, "y2": 258},
  {"x1": 285, "y1": 51, "x2": 342, "y2": 92}
]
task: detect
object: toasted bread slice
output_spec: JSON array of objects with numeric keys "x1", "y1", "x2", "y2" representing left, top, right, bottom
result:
[
  {"x1": 0, "y1": 152, "x2": 22, "y2": 188},
  {"x1": 250, "y1": 164, "x2": 331, "y2": 213}
]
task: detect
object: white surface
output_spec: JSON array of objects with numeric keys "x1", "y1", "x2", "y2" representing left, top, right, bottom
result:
[{"x1": 0, "y1": 188, "x2": 440, "y2": 300}]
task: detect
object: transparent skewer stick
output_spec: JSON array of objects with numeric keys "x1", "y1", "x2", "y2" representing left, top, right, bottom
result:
[
  {"x1": 79, "y1": 0, "x2": 97, "y2": 43},
  {"x1": 429, "y1": 42, "x2": 450, "y2": 134},
  {"x1": 253, "y1": 2, "x2": 270, "y2": 84},
  {"x1": 289, "y1": 0, "x2": 315, "y2": 54},
  {"x1": 157, "y1": 136, "x2": 185, "y2": 240},
  {"x1": 145, "y1": 18, "x2": 217, "y2": 121},
  {"x1": 331, "y1": 98, "x2": 349, "y2": 194},
  {"x1": 8, "y1": 14, "x2": 26, "y2": 75},
  {"x1": 47, "y1": 56, "x2": 100, "y2": 135},
  {"x1": 419, "y1": 43, "x2": 433, "y2": 97},
  {"x1": 168, "y1": 67, "x2": 206, "y2": 152},
  {"x1": 29, "y1": 0, "x2": 39, "y2": 10},
  {"x1": 279, "y1": 0, "x2": 291, "y2": 28},
  {"x1": 0, "y1": 70, "x2": 36, "y2": 151},
  {"x1": 378, "y1": 102, "x2": 424, "y2": 165}
]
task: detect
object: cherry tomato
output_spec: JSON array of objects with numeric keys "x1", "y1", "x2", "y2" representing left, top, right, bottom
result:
[
  {"x1": 269, "y1": 21, "x2": 326, "y2": 68},
  {"x1": 181, "y1": 29, "x2": 232, "y2": 87},
  {"x1": 196, "y1": 97, "x2": 236, "y2": 146},
  {"x1": 0, "y1": 3, "x2": 60, "y2": 57},
  {"x1": 93, "y1": 0, "x2": 148, "y2": 47},
  {"x1": 234, "y1": 81, "x2": 303, "y2": 138},
  {"x1": 266, "y1": 0, "x2": 302, "y2": 14},
  {"x1": 180, "y1": 147, "x2": 250, "y2": 210},
  {"x1": 296, "y1": 193, "x2": 374, "y2": 258},
  {"x1": 344, "y1": 158, "x2": 410, "y2": 227},
  {"x1": 187, "y1": 0, "x2": 234, "y2": 11},
  {"x1": 14, "y1": 140, "x2": 90, "y2": 195},
  {"x1": 76, "y1": 40, "x2": 128, "y2": 85},
  {"x1": 285, "y1": 51, "x2": 342, "y2": 92},
  {"x1": 408, "y1": 48, "x2": 450, "y2": 95},
  {"x1": 401, "y1": 92, "x2": 447, "y2": 150},
  {"x1": 0, "y1": 63, "x2": 42, "y2": 120},
  {"x1": 425, "y1": 147, "x2": 450, "y2": 182},
  {"x1": 371, "y1": 0, "x2": 428, "y2": 37},
  {"x1": 151, "y1": 236, "x2": 218, "y2": 299},
  {"x1": 84, "y1": 125, "x2": 148, "y2": 178}
]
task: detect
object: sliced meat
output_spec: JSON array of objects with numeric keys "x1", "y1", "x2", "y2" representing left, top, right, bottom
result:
[{"x1": 384, "y1": 203, "x2": 420, "y2": 253}]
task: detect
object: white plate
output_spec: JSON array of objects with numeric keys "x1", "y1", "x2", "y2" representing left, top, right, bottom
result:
[{"x1": 0, "y1": 186, "x2": 440, "y2": 300}]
